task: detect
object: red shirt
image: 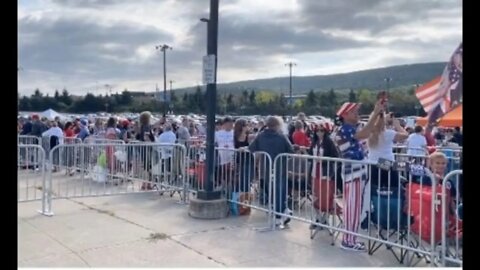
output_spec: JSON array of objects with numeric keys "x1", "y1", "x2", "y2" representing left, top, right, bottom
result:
[
  {"x1": 64, "y1": 128, "x2": 75, "y2": 138},
  {"x1": 292, "y1": 130, "x2": 311, "y2": 147},
  {"x1": 425, "y1": 131, "x2": 435, "y2": 146}
]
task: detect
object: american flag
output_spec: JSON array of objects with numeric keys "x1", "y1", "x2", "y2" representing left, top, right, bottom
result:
[{"x1": 415, "y1": 43, "x2": 462, "y2": 125}]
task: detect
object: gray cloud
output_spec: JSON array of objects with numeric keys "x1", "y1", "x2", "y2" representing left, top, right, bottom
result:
[
  {"x1": 186, "y1": 17, "x2": 372, "y2": 71},
  {"x1": 51, "y1": 0, "x2": 123, "y2": 8},
  {"x1": 297, "y1": 0, "x2": 461, "y2": 34},
  {"x1": 19, "y1": 0, "x2": 462, "y2": 95},
  {"x1": 19, "y1": 15, "x2": 173, "y2": 80}
]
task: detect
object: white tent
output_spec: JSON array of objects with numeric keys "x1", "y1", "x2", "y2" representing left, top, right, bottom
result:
[{"x1": 40, "y1": 108, "x2": 65, "y2": 120}]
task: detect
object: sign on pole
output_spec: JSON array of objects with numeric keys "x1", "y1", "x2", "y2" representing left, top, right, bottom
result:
[{"x1": 202, "y1": 54, "x2": 216, "y2": 85}]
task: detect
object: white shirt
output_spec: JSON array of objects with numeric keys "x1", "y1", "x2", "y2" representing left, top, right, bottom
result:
[
  {"x1": 156, "y1": 130, "x2": 177, "y2": 159},
  {"x1": 368, "y1": 129, "x2": 396, "y2": 163},
  {"x1": 215, "y1": 130, "x2": 234, "y2": 165},
  {"x1": 42, "y1": 127, "x2": 64, "y2": 144},
  {"x1": 406, "y1": 133, "x2": 427, "y2": 156}
]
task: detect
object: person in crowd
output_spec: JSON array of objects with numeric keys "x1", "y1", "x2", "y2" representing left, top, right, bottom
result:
[
  {"x1": 73, "y1": 118, "x2": 81, "y2": 134},
  {"x1": 257, "y1": 120, "x2": 266, "y2": 133},
  {"x1": 104, "y1": 117, "x2": 119, "y2": 175},
  {"x1": 54, "y1": 116, "x2": 64, "y2": 130},
  {"x1": 249, "y1": 116, "x2": 295, "y2": 227},
  {"x1": 63, "y1": 122, "x2": 76, "y2": 175},
  {"x1": 105, "y1": 117, "x2": 119, "y2": 140},
  {"x1": 63, "y1": 122, "x2": 75, "y2": 138},
  {"x1": 367, "y1": 112, "x2": 408, "y2": 192},
  {"x1": 215, "y1": 116, "x2": 235, "y2": 188},
  {"x1": 333, "y1": 100, "x2": 383, "y2": 251},
  {"x1": 21, "y1": 116, "x2": 33, "y2": 135},
  {"x1": 119, "y1": 119, "x2": 133, "y2": 143},
  {"x1": 406, "y1": 125, "x2": 428, "y2": 156},
  {"x1": 310, "y1": 122, "x2": 341, "y2": 188},
  {"x1": 292, "y1": 120, "x2": 311, "y2": 148},
  {"x1": 177, "y1": 117, "x2": 191, "y2": 145},
  {"x1": 450, "y1": 126, "x2": 463, "y2": 146},
  {"x1": 93, "y1": 118, "x2": 105, "y2": 137},
  {"x1": 434, "y1": 128, "x2": 445, "y2": 144},
  {"x1": 233, "y1": 118, "x2": 254, "y2": 193},
  {"x1": 42, "y1": 121, "x2": 64, "y2": 172},
  {"x1": 156, "y1": 123, "x2": 177, "y2": 181},
  {"x1": 76, "y1": 119, "x2": 90, "y2": 141},
  {"x1": 136, "y1": 111, "x2": 155, "y2": 190},
  {"x1": 405, "y1": 127, "x2": 414, "y2": 135},
  {"x1": 30, "y1": 114, "x2": 47, "y2": 137}
]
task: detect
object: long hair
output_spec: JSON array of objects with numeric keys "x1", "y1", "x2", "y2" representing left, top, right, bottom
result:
[
  {"x1": 367, "y1": 112, "x2": 385, "y2": 148},
  {"x1": 106, "y1": 117, "x2": 116, "y2": 128},
  {"x1": 139, "y1": 111, "x2": 151, "y2": 126},
  {"x1": 234, "y1": 118, "x2": 247, "y2": 141}
]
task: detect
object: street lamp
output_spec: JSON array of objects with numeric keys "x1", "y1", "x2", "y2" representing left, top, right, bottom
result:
[
  {"x1": 285, "y1": 62, "x2": 296, "y2": 114},
  {"x1": 155, "y1": 44, "x2": 172, "y2": 116},
  {"x1": 197, "y1": 0, "x2": 220, "y2": 201}
]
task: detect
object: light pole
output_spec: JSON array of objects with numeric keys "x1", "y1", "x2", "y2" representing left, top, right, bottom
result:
[
  {"x1": 198, "y1": 0, "x2": 220, "y2": 200},
  {"x1": 285, "y1": 62, "x2": 296, "y2": 114},
  {"x1": 156, "y1": 44, "x2": 172, "y2": 116},
  {"x1": 104, "y1": 84, "x2": 113, "y2": 113}
]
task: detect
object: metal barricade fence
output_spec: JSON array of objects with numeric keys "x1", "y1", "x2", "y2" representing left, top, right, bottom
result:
[
  {"x1": 272, "y1": 153, "x2": 445, "y2": 266},
  {"x1": 441, "y1": 170, "x2": 463, "y2": 267},
  {"x1": 220, "y1": 148, "x2": 274, "y2": 230},
  {"x1": 18, "y1": 135, "x2": 41, "y2": 145},
  {"x1": 45, "y1": 143, "x2": 187, "y2": 205},
  {"x1": 17, "y1": 144, "x2": 52, "y2": 216},
  {"x1": 185, "y1": 146, "x2": 274, "y2": 229},
  {"x1": 84, "y1": 137, "x2": 126, "y2": 145},
  {"x1": 435, "y1": 148, "x2": 462, "y2": 173}
]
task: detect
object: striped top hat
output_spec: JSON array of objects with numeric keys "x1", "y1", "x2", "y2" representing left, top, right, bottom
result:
[{"x1": 336, "y1": 102, "x2": 361, "y2": 117}]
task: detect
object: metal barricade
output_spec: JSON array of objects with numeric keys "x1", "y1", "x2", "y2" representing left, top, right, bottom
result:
[
  {"x1": 84, "y1": 137, "x2": 126, "y2": 145},
  {"x1": 436, "y1": 148, "x2": 462, "y2": 173},
  {"x1": 441, "y1": 170, "x2": 463, "y2": 267},
  {"x1": 18, "y1": 135, "x2": 41, "y2": 145},
  {"x1": 45, "y1": 143, "x2": 187, "y2": 207},
  {"x1": 17, "y1": 144, "x2": 52, "y2": 216},
  {"x1": 185, "y1": 146, "x2": 274, "y2": 230},
  {"x1": 272, "y1": 153, "x2": 442, "y2": 266}
]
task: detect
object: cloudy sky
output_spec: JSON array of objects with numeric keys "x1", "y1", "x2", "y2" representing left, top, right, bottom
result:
[{"x1": 18, "y1": 0, "x2": 462, "y2": 96}]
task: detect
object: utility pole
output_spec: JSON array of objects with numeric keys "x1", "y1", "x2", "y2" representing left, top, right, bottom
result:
[
  {"x1": 199, "y1": 0, "x2": 220, "y2": 200},
  {"x1": 156, "y1": 44, "x2": 172, "y2": 116},
  {"x1": 285, "y1": 62, "x2": 296, "y2": 115}
]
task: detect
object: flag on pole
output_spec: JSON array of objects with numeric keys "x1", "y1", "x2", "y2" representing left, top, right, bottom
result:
[{"x1": 415, "y1": 43, "x2": 462, "y2": 125}]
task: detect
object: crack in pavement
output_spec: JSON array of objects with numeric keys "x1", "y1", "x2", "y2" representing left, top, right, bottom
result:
[
  {"x1": 22, "y1": 218, "x2": 92, "y2": 267},
  {"x1": 67, "y1": 198, "x2": 227, "y2": 266}
]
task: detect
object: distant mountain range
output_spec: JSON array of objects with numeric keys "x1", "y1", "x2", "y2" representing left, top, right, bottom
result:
[{"x1": 169, "y1": 62, "x2": 446, "y2": 95}]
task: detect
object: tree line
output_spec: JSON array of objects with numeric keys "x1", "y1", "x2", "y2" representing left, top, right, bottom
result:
[{"x1": 18, "y1": 86, "x2": 426, "y2": 117}]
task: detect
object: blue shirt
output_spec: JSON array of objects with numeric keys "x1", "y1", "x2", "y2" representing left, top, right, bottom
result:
[
  {"x1": 77, "y1": 126, "x2": 90, "y2": 141},
  {"x1": 334, "y1": 123, "x2": 365, "y2": 161}
]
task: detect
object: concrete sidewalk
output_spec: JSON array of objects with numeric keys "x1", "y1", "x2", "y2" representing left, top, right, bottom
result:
[{"x1": 19, "y1": 192, "x2": 417, "y2": 267}]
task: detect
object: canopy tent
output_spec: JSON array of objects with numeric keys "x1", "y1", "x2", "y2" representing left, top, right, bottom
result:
[
  {"x1": 40, "y1": 108, "x2": 65, "y2": 121},
  {"x1": 416, "y1": 104, "x2": 462, "y2": 127}
]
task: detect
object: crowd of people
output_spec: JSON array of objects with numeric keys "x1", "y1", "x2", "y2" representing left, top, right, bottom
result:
[{"x1": 17, "y1": 102, "x2": 463, "y2": 252}]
